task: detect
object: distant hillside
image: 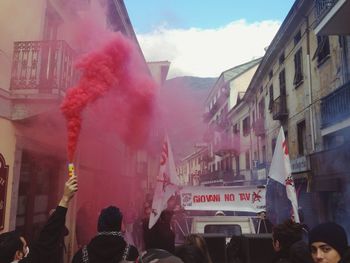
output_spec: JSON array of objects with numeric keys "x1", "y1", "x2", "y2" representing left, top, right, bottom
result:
[
  {"x1": 161, "y1": 76, "x2": 217, "y2": 161},
  {"x1": 166, "y1": 76, "x2": 217, "y2": 91}
]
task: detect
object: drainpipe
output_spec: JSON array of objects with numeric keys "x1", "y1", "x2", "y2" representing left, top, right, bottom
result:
[{"x1": 306, "y1": 16, "x2": 315, "y2": 152}]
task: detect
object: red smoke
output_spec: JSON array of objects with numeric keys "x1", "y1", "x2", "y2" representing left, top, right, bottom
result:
[{"x1": 61, "y1": 32, "x2": 158, "y2": 162}]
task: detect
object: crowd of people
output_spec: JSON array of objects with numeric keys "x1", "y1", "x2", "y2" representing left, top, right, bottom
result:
[{"x1": 0, "y1": 176, "x2": 349, "y2": 263}]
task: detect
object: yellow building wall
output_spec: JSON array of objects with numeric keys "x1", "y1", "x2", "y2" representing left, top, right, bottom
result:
[
  {"x1": 0, "y1": 0, "x2": 46, "y2": 91},
  {"x1": 0, "y1": 117, "x2": 17, "y2": 232}
]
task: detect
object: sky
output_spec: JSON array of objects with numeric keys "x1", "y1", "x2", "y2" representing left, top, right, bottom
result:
[{"x1": 124, "y1": 0, "x2": 296, "y2": 79}]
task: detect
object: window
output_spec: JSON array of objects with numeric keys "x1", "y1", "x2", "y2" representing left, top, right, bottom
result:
[
  {"x1": 279, "y1": 69, "x2": 286, "y2": 95},
  {"x1": 271, "y1": 138, "x2": 277, "y2": 154},
  {"x1": 315, "y1": 36, "x2": 330, "y2": 64},
  {"x1": 269, "y1": 70, "x2": 273, "y2": 80},
  {"x1": 294, "y1": 30, "x2": 301, "y2": 45},
  {"x1": 293, "y1": 48, "x2": 303, "y2": 86},
  {"x1": 262, "y1": 145, "x2": 266, "y2": 162},
  {"x1": 297, "y1": 120, "x2": 307, "y2": 155},
  {"x1": 233, "y1": 123, "x2": 239, "y2": 134},
  {"x1": 242, "y1": 117, "x2": 250, "y2": 136},
  {"x1": 245, "y1": 151, "x2": 250, "y2": 170},
  {"x1": 268, "y1": 85, "x2": 274, "y2": 111},
  {"x1": 279, "y1": 53, "x2": 285, "y2": 65},
  {"x1": 258, "y1": 99, "x2": 265, "y2": 118}
]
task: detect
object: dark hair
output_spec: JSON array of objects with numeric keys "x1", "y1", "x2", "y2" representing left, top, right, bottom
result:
[
  {"x1": 272, "y1": 219, "x2": 303, "y2": 250},
  {"x1": 97, "y1": 206, "x2": 123, "y2": 232},
  {"x1": 125, "y1": 245, "x2": 139, "y2": 261},
  {"x1": 175, "y1": 244, "x2": 207, "y2": 263},
  {"x1": 138, "y1": 249, "x2": 183, "y2": 263},
  {"x1": 0, "y1": 231, "x2": 23, "y2": 263}
]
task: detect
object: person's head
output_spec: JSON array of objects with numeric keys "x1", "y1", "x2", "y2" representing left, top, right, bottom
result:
[
  {"x1": 215, "y1": 210, "x2": 225, "y2": 216},
  {"x1": 309, "y1": 222, "x2": 348, "y2": 263},
  {"x1": 144, "y1": 207, "x2": 152, "y2": 218},
  {"x1": 272, "y1": 219, "x2": 303, "y2": 252},
  {"x1": 175, "y1": 244, "x2": 207, "y2": 263},
  {"x1": 185, "y1": 234, "x2": 207, "y2": 252},
  {"x1": 97, "y1": 206, "x2": 123, "y2": 232},
  {"x1": 0, "y1": 231, "x2": 29, "y2": 263},
  {"x1": 257, "y1": 211, "x2": 266, "y2": 219},
  {"x1": 137, "y1": 249, "x2": 183, "y2": 263}
]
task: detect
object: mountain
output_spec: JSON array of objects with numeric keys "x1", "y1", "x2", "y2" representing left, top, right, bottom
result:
[{"x1": 161, "y1": 76, "x2": 217, "y2": 161}]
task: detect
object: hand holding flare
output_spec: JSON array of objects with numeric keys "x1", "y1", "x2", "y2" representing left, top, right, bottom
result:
[{"x1": 68, "y1": 163, "x2": 75, "y2": 177}]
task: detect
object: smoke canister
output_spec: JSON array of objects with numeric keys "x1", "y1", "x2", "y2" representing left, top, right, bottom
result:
[{"x1": 68, "y1": 163, "x2": 75, "y2": 177}]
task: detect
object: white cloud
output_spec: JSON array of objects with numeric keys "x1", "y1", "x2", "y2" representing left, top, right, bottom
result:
[{"x1": 136, "y1": 19, "x2": 281, "y2": 78}]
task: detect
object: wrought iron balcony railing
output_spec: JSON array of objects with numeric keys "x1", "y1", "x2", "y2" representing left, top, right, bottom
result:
[
  {"x1": 272, "y1": 95, "x2": 288, "y2": 121},
  {"x1": 252, "y1": 117, "x2": 265, "y2": 137},
  {"x1": 10, "y1": 40, "x2": 77, "y2": 92},
  {"x1": 315, "y1": 0, "x2": 339, "y2": 23},
  {"x1": 310, "y1": 143, "x2": 350, "y2": 178},
  {"x1": 321, "y1": 80, "x2": 350, "y2": 128}
]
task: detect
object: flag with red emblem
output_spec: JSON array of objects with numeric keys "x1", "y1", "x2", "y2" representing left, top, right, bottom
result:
[
  {"x1": 149, "y1": 135, "x2": 179, "y2": 229},
  {"x1": 268, "y1": 127, "x2": 300, "y2": 223}
]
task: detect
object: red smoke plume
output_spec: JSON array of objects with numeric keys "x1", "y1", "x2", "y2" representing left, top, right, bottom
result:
[{"x1": 61, "y1": 32, "x2": 158, "y2": 162}]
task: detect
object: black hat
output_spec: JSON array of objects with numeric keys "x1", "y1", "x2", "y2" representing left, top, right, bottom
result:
[
  {"x1": 97, "y1": 206, "x2": 123, "y2": 232},
  {"x1": 309, "y1": 222, "x2": 348, "y2": 256}
]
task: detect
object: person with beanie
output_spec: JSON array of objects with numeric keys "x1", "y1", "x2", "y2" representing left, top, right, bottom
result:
[
  {"x1": 309, "y1": 222, "x2": 349, "y2": 263},
  {"x1": 72, "y1": 206, "x2": 138, "y2": 263}
]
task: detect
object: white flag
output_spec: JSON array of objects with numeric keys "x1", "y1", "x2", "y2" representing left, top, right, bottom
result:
[
  {"x1": 268, "y1": 127, "x2": 300, "y2": 223},
  {"x1": 149, "y1": 135, "x2": 179, "y2": 228}
]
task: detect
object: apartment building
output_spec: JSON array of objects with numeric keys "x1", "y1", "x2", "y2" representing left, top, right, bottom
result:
[
  {"x1": 0, "y1": 0, "x2": 167, "y2": 259},
  {"x1": 201, "y1": 58, "x2": 261, "y2": 186}
]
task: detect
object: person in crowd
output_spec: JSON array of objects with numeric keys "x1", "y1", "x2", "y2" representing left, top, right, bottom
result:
[
  {"x1": 123, "y1": 202, "x2": 137, "y2": 246},
  {"x1": 184, "y1": 234, "x2": 213, "y2": 263},
  {"x1": 48, "y1": 208, "x2": 69, "y2": 263},
  {"x1": 76, "y1": 201, "x2": 97, "y2": 249},
  {"x1": 137, "y1": 248, "x2": 183, "y2": 263},
  {"x1": 256, "y1": 211, "x2": 274, "y2": 233},
  {"x1": 72, "y1": 206, "x2": 138, "y2": 263},
  {"x1": 215, "y1": 210, "x2": 226, "y2": 216},
  {"x1": 272, "y1": 219, "x2": 313, "y2": 263},
  {"x1": 226, "y1": 235, "x2": 243, "y2": 263},
  {"x1": 175, "y1": 244, "x2": 207, "y2": 263},
  {"x1": 0, "y1": 175, "x2": 78, "y2": 263},
  {"x1": 144, "y1": 210, "x2": 175, "y2": 253},
  {"x1": 309, "y1": 222, "x2": 349, "y2": 263}
]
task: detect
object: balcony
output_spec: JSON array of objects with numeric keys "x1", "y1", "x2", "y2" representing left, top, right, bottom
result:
[
  {"x1": 310, "y1": 143, "x2": 350, "y2": 176},
  {"x1": 314, "y1": 0, "x2": 350, "y2": 35},
  {"x1": 199, "y1": 170, "x2": 236, "y2": 185},
  {"x1": 321, "y1": 81, "x2": 350, "y2": 128},
  {"x1": 252, "y1": 117, "x2": 265, "y2": 137},
  {"x1": 272, "y1": 95, "x2": 288, "y2": 121},
  {"x1": 10, "y1": 40, "x2": 77, "y2": 94},
  {"x1": 213, "y1": 137, "x2": 238, "y2": 157}
]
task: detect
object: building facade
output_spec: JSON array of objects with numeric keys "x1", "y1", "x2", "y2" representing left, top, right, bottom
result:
[{"x1": 0, "y1": 0, "x2": 166, "y2": 260}]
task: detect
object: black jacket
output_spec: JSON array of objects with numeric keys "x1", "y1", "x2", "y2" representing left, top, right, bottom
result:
[
  {"x1": 72, "y1": 234, "x2": 127, "y2": 263},
  {"x1": 20, "y1": 206, "x2": 67, "y2": 263}
]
